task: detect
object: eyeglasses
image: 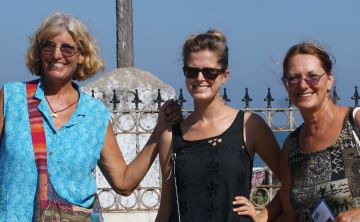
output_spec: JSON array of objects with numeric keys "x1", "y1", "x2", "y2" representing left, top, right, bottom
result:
[
  {"x1": 182, "y1": 66, "x2": 224, "y2": 80},
  {"x1": 282, "y1": 72, "x2": 327, "y2": 87},
  {"x1": 39, "y1": 40, "x2": 78, "y2": 57}
]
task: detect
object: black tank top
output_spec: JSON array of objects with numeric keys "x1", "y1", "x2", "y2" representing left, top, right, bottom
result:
[{"x1": 169, "y1": 111, "x2": 252, "y2": 222}]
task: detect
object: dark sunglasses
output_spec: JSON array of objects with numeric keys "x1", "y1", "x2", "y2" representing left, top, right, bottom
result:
[
  {"x1": 182, "y1": 66, "x2": 225, "y2": 80},
  {"x1": 282, "y1": 72, "x2": 327, "y2": 87},
  {"x1": 39, "y1": 40, "x2": 78, "y2": 57}
]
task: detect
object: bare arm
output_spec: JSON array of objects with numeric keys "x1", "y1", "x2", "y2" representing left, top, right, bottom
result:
[
  {"x1": 98, "y1": 100, "x2": 181, "y2": 196},
  {"x1": 276, "y1": 144, "x2": 298, "y2": 221},
  {"x1": 355, "y1": 108, "x2": 360, "y2": 130},
  {"x1": 245, "y1": 112, "x2": 281, "y2": 178},
  {"x1": 155, "y1": 127, "x2": 175, "y2": 222},
  {"x1": 233, "y1": 112, "x2": 282, "y2": 220}
]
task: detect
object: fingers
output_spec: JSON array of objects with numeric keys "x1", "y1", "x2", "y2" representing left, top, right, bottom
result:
[
  {"x1": 160, "y1": 99, "x2": 183, "y2": 123},
  {"x1": 233, "y1": 196, "x2": 256, "y2": 219}
]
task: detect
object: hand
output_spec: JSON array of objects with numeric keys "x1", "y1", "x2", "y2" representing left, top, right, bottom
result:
[
  {"x1": 334, "y1": 208, "x2": 360, "y2": 222},
  {"x1": 233, "y1": 196, "x2": 257, "y2": 221},
  {"x1": 157, "y1": 99, "x2": 182, "y2": 129}
]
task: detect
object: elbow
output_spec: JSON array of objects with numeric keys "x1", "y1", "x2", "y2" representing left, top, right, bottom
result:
[{"x1": 112, "y1": 184, "x2": 136, "y2": 196}]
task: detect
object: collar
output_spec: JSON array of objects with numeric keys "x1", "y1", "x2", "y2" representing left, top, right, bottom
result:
[{"x1": 33, "y1": 78, "x2": 87, "y2": 130}]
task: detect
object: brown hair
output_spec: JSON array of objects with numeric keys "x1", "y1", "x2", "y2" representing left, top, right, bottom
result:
[
  {"x1": 26, "y1": 12, "x2": 104, "y2": 81},
  {"x1": 282, "y1": 42, "x2": 333, "y2": 80},
  {"x1": 182, "y1": 29, "x2": 228, "y2": 69}
]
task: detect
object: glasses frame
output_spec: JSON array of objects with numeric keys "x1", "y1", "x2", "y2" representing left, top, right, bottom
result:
[
  {"x1": 282, "y1": 72, "x2": 327, "y2": 87},
  {"x1": 39, "y1": 40, "x2": 78, "y2": 57},
  {"x1": 182, "y1": 66, "x2": 225, "y2": 80}
]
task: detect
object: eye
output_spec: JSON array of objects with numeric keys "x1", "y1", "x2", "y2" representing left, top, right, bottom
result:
[
  {"x1": 40, "y1": 41, "x2": 55, "y2": 50},
  {"x1": 61, "y1": 43, "x2": 76, "y2": 50}
]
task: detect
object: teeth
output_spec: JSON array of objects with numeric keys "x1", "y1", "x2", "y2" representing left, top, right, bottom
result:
[
  {"x1": 298, "y1": 92, "x2": 312, "y2": 97},
  {"x1": 50, "y1": 63, "x2": 65, "y2": 68},
  {"x1": 194, "y1": 85, "x2": 209, "y2": 89}
]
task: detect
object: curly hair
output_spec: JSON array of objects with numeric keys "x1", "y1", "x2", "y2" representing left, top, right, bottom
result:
[{"x1": 26, "y1": 12, "x2": 105, "y2": 81}]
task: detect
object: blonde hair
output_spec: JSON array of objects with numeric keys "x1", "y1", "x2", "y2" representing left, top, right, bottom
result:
[{"x1": 26, "y1": 12, "x2": 105, "y2": 81}]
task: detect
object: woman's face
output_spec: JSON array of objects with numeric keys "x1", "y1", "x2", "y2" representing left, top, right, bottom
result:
[
  {"x1": 285, "y1": 54, "x2": 333, "y2": 111},
  {"x1": 40, "y1": 31, "x2": 83, "y2": 82},
  {"x1": 185, "y1": 50, "x2": 229, "y2": 102}
]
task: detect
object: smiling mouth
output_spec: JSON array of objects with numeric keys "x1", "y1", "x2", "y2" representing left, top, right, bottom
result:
[
  {"x1": 49, "y1": 62, "x2": 66, "y2": 69},
  {"x1": 297, "y1": 92, "x2": 313, "y2": 97},
  {"x1": 193, "y1": 85, "x2": 210, "y2": 89}
]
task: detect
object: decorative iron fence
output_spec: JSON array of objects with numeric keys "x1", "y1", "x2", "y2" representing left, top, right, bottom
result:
[{"x1": 90, "y1": 86, "x2": 360, "y2": 212}]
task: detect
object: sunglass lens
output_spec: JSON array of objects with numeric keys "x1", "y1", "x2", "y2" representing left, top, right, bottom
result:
[
  {"x1": 60, "y1": 44, "x2": 76, "y2": 57},
  {"x1": 202, "y1": 68, "x2": 220, "y2": 80},
  {"x1": 183, "y1": 67, "x2": 199, "y2": 78}
]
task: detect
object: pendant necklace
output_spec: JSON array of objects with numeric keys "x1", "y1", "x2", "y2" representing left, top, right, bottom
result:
[{"x1": 44, "y1": 96, "x2": 78, "y2": 118}]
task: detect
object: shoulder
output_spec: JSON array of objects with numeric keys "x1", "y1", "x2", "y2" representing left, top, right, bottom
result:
[
  {"x1": 353, "y1": 106, "x2": 360, "y2": 128},
  {"x1": 78, "y1": 90, "x2": 111, "y2": 125},
  {"x1": 243, "y1": 111, "x2": 268, "y2": 129},
  {"x1": 2, "y1": 81, "x2": 28, "y2": 104},
  {"x1": 3, "y1": 81, "x2": 26, "y2": 92},
  {"x1": 79, "y1": 90, "x2": 110, "y2": 113}
]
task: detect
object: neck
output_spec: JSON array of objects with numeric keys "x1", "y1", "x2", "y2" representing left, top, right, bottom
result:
[
  {"x1": 300, "y1": 103, "x2": 339, "y2": 138},
  {"x1": 192, "y1": 96, "x2": 228, "y2": 121},
  {"x1": 42, "y1": 77, "x2": 75, "y2": 97}
]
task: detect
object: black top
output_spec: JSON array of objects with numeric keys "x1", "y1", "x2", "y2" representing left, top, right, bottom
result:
[{"x1": 169, "y1": 111, "x2": 253, "y2": 222}]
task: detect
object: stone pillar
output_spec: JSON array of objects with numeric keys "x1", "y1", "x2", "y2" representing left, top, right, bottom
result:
[{"x1": 82, "y1": 67, "x2": 176, "y2": 221}]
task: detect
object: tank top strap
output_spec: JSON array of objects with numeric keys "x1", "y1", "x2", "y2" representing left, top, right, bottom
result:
[
  {"x1": 172, "y1": 123, "x2": 185, "y2": 153},
  {"x1": 231, "y1": 110, "x2": 245, "y2": 131},
  {"x1": 287, "y1": 126, "x2": 302, "y2": 160}
]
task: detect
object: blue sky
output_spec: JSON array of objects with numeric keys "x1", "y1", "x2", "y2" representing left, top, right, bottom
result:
[{"x1": 1, "y1": 0, "x2": 359, "y2": 109}]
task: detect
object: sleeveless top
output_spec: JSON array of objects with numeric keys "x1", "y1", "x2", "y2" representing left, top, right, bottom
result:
[
  {"x1": 169, "y1": 111, "x2": 253, "y2": 222},
  {"x1": 0, "y1": 80, "x2": 110, "y2": 221},
  {"x1": 288, "y1": 108, "x2": 360, "y2": 222}
]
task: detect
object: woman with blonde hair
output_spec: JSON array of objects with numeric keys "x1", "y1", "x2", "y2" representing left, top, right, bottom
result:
[{"x1": 0, "y1": 12, "x2": 180, "y2": 221}]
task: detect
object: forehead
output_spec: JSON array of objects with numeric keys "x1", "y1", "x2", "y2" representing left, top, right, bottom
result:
[
  {"x1": 44, "y1": 31, "x2": 76, "y2": 43},
  {"x1": 288, "y1": 54, "x2": 323, "y2": 72},
  {"x1": 187, "y1": 50, "x2": 220, "y2": 67}
]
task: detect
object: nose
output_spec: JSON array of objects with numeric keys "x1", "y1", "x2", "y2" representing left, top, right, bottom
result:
[
  {"x1": 298, "y1": 78, "x2": 310, "y2": 88},
  {"x1": 52, "y1": 46, "x2": 63, "y2": 59},
  {"x1": 196, "y1": 71, "x2": 206, "y2": 80}
]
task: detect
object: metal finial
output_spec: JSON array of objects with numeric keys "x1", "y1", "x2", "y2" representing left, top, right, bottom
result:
[
  {"x1": 286, "y1": 97, "x2": 293, "y2": 108},
  {"x1": 264, "y1": 87, "x2": 274, "y2": 108},
  {"x1": 131, "y1": 89, "x2": 143, "y2": 110},
  {"x1": 177, "y1": 88, "x2": 187, "y2": 108},
  {"x1": 351, "y1": 86, "x2": 360, "y2": 107},
  {"x1": 242, "y1": 88, "x2": 252, "y2": 108},
  {"x1": 109, "y1": 89, "x2": 120, "y2": 111},
  {"x1": 222, "y1": 88, "x2": 230, "y2": 104},
  {"x1": 154, "y1": 89, "x2": 165, "y2": 110}
]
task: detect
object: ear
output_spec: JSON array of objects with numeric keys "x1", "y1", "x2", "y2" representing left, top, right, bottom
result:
[
  {"x1": 78, "y1": 54, "x2": 85, "y2": 65},
  {"x1": 327, "y1": 73, "x2": 334, "y2": 90},
  {"x1": 221, "y1": 69, "x2": 230, "y2": 84}
]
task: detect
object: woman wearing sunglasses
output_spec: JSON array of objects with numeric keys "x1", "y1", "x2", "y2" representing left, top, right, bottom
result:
[
  {"x1": 0, "y1": 12, "x2": 181, "y2": 221},
  {"x1": 268, "y1": 42, "x2": 360, "y2": 222},
  {"x1": 155, "y1": 30, "x2": 281, "y2": 222}
]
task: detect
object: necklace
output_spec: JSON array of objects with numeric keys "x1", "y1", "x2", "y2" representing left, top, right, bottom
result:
[{"x1": 44, "y1": 96, "x2": 78, "y2": 118}]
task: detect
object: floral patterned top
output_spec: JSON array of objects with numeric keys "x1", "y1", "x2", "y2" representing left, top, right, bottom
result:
[{"x1": 0, "y1": 79, "x2": 110, "y2": 221}]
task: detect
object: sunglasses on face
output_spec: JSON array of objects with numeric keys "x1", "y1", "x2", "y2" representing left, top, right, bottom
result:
[
  {"x1": 182, "y1": 66, "x2": 224, "y2": 80},
  {"x1": 39, "y1": 40, "x2": 78, "y2": 57},
  {"x1": 282, "y1": 72, "x2": 327, "y2": 87}
]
